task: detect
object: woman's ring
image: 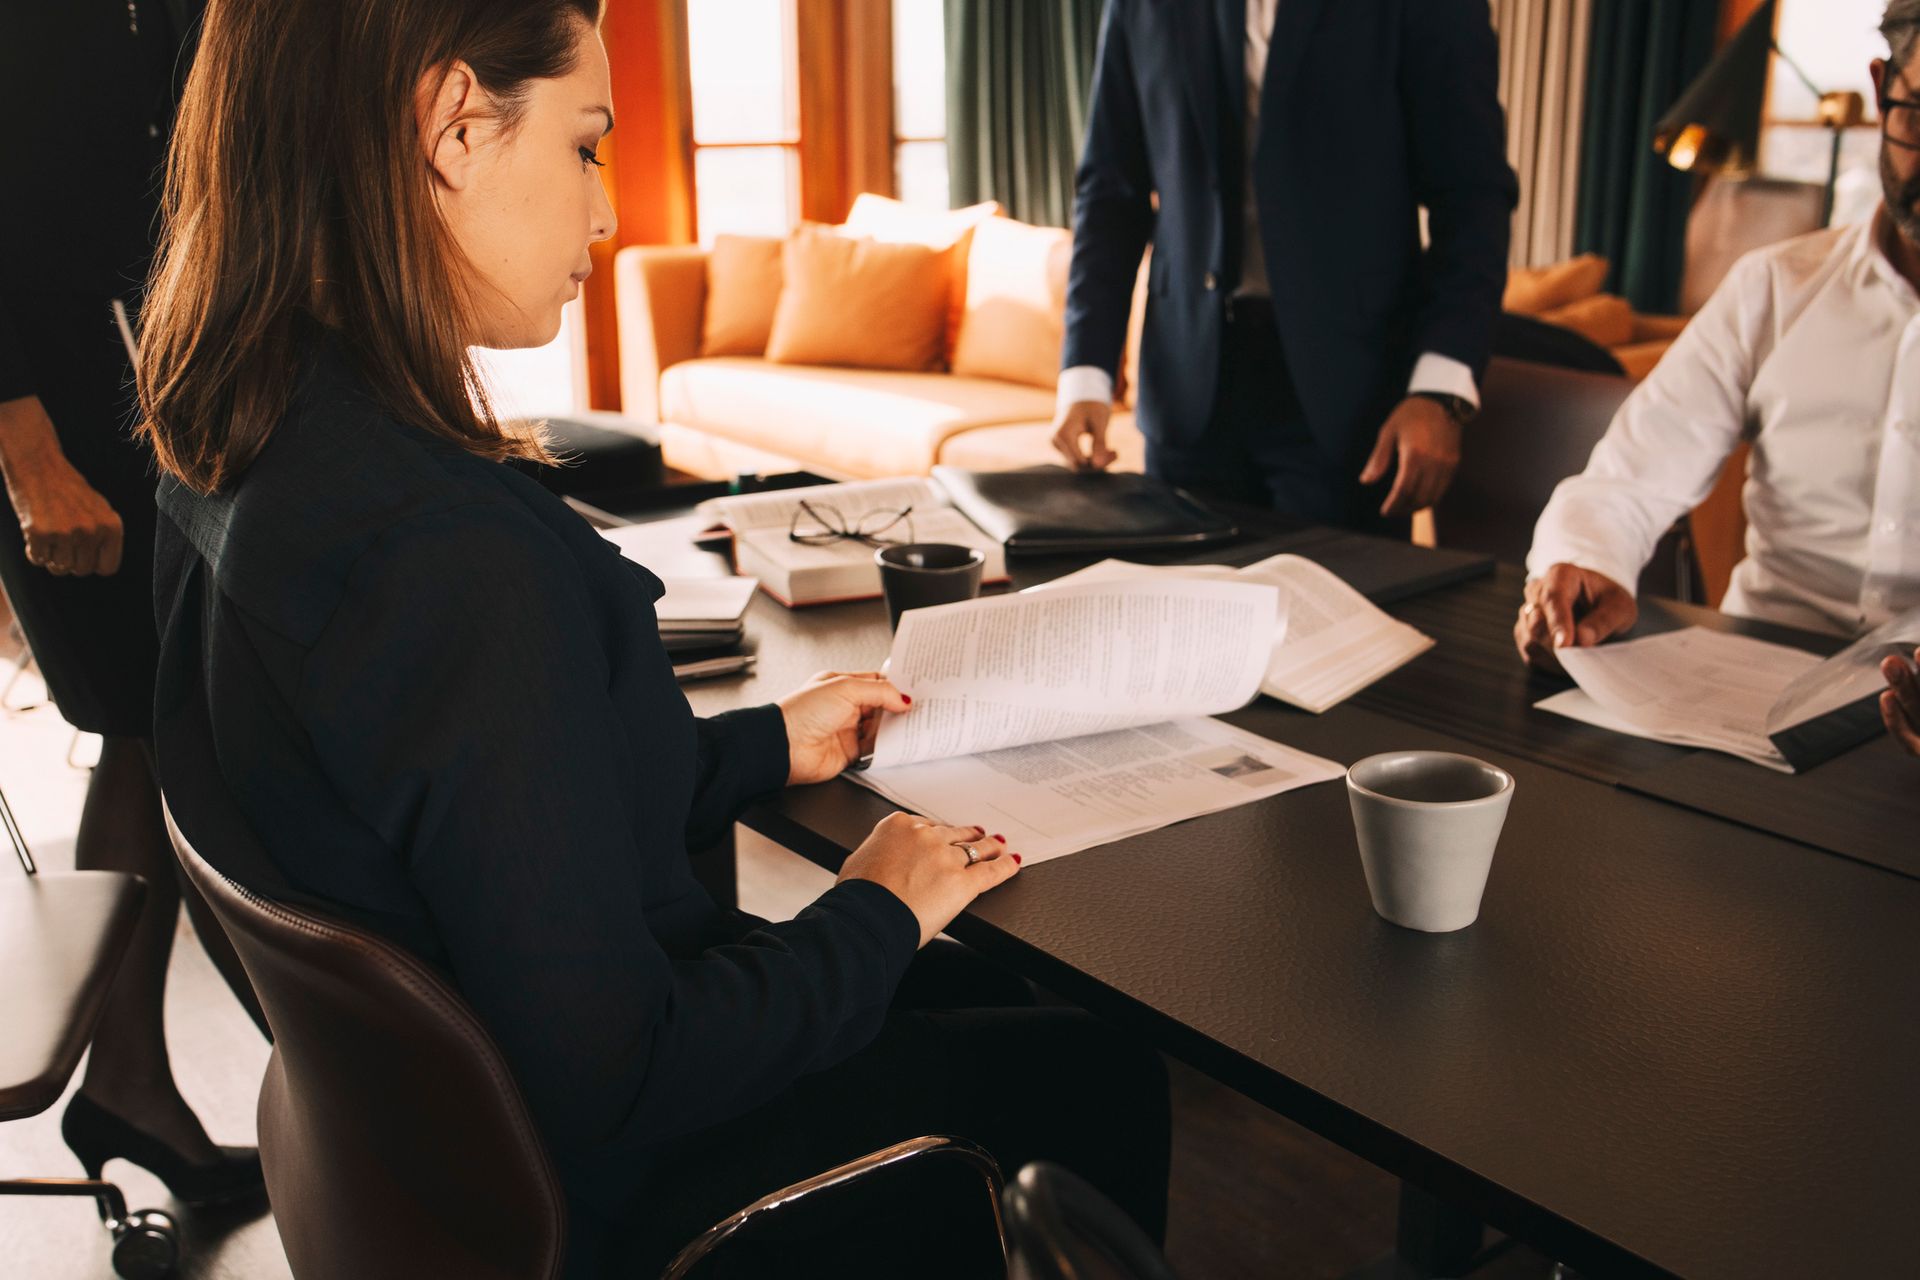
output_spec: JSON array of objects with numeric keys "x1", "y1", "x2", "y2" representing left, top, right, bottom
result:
[{"x1": 959, "y1": 843, "x2": 981, "y2": 866}]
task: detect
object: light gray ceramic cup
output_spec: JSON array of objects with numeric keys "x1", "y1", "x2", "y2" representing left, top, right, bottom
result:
[{"x1": 1346, "y1": 751, "x2": 1515, "y2": 933}]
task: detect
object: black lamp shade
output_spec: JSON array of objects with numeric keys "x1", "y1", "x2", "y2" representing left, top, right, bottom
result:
[{"x1": 1654, "y1": 0, "x2": 1775, "y2": 173}]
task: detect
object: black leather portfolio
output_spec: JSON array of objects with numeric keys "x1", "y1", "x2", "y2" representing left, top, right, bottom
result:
[{"x1": 932, "y1": 465, "x2": 1238, "y2": 556}]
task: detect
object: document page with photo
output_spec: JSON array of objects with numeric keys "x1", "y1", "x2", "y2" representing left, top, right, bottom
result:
[
  {"x1": 869, "y1": 577, "x2": 1280, "y2": 769},
  {"x1": 1538, "y1": 627, "x2": 1824, "y2": 770},
  {"x1": 852, "y1": 716, "x2": 1344, "y2": 862}
]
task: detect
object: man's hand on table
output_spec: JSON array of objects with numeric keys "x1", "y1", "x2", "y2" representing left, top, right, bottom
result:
[
  {"x1": 777, "y1": 670, "x2": 912, "y2": 785},
  {"x1": 1882, "y1": 648, "x2": 1920, "y2": 757},
  {"x1": 1514, "y1": 563, "x2": 1638, "y2": 673},
  {"x1": 1050, "y1": 399, "x2": 1117, "y2": 472}
]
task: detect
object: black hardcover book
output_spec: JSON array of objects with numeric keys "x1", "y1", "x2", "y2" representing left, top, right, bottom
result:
[{"x1": 932, "y1": 464, "x2": 1237, "y2": 556}]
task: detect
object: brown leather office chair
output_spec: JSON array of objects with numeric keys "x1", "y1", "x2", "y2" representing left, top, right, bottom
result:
[
  {"x1": 162, "y1": 804, "x2": 1009, "y2": 1279},
  {"x1": 0, "y1": 784, "x2": 179, "y2": 1280},
  {"x1": 1433, "y1": 356, "x2": 1703, "y2": 601}
]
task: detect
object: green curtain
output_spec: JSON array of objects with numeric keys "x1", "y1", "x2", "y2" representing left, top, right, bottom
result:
[
  {"x1": 945, "y1": 0, "x2": 1104, "y2": 227},
  {"x1": 1575, "y1": 0, "x2": 1719, "y2": 314}
]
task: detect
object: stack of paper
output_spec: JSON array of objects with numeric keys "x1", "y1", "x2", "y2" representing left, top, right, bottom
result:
[
  {"x1": 854, "y1": 578, "x2": 1344, "y2": 861},
  {"x1": 1034, "y1": 554, "x2": 1434, "y2": 712},
  {"x1": 598, "y1": 526, "x2": 762, "y2": 681},
  {"x1": 1536, "y1": 627, "x2": 1824, "y2": 771}
]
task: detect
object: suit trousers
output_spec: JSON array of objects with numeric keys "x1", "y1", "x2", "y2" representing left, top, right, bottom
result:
[
  {"x1": 611, "y1": 938, "x2": 1172, "y2": 1279},
  {"x1": 1146, "y1": 297, "x2": 1406, "y2": 536}
]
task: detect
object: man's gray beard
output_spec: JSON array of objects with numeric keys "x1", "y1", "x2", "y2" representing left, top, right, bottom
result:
[{"x1": 1880, "y1": 149, "x2": 1920, "y2": 245}]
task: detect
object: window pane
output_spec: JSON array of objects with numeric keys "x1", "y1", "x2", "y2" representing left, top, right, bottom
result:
[
  {"x1": 696, "y1": 145, "x2": 799, "y2": 239},
  {"x1": 893, "y1": 0, "x2": 946, "y2": 139},
  {"x1": 689, "y1": 0, "x2": 796, "y2": 144},
  {"x1": 894, "y1": 140, "x2": 950, "y2": 211},
  {"x1": 470, "y1": 298, "x2": 586, "y2": 420},
  {"x1": 1770, "y1": 0, "x2": 1880, "y2": 122}
]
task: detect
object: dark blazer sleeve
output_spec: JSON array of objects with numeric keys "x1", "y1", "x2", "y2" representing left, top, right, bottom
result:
[
  {"x1": 0, "y1": 286, "x2": 34, "y2": 404},
  {"x1": 297, "y1": 504, "x2": 919, "y2": 1167},
  {"x1": 686, "y1": 707, "x2": 788, "y2": 850},
  {"x1": 1061, "y1": 0, "x2": 1155, "y2": 379},
  {"x1": 1400, "y1": 0, "x2": 1517, "y2": 382}
]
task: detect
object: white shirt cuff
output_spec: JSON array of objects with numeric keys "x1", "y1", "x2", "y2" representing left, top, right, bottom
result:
[
  {"x1": 1057, "y1": 365, "x2": 1115, "y2": 416},
  {"x1": 1408, "y1": 353, "x2": 1480, "y2": 409}
]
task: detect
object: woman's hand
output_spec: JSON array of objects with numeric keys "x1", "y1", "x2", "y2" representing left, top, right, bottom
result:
[
  {"x1": 777, "y1": 670, "x2": 912, "y2": 785},
  {"x1": 839, "y1": 813, "x2": 1021, "y2": 947},
  {"x1": 1882, "y1": 648, "x2": 1920, "y2": 758}
]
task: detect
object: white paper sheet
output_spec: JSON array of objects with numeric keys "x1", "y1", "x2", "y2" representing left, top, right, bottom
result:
[
  {"x1": 851, "y1": 716, "x2": 1344, "y2": 862},
  {"x1": 1541, "y1": 627, "x2": 1824, "y2": 771},
  {"x1": 870, "y1": 577, "x2": 1279, "y2": 769},
  {"x1": 1033, "y1": 555, "x2": 1431, "y2": 712}
]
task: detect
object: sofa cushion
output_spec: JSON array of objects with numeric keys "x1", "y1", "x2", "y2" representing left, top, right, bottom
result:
[
  {"x1": 951, "y1": 217, "x2": 1073, "y2": 390},
  {"x1": 844, "y1": 194, "x2": 1000, "y2": 366},
  {"x1": 659, "y1": 357, "x2": 1059, "y2": 479},
  {"x1": 934, "y1": 413, "x2": 1147, "y2": 474},
  {"x1": 1503, "y1": 254, "x2": 1610, "y2": 315},
  {"x1": 766, "y1": 226, "x2": 949, "y2": 372},
  {"x1": 702, "y1": 235, "x2": 784, "y2": 357}
]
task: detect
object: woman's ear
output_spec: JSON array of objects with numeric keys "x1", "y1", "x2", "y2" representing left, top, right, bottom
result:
[{"x1": 420, "y1": 60, "x2": 482, "y2": 191}]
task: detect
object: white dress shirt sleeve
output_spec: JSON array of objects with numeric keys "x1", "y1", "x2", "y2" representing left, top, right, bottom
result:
[
  {"x1": 1056, "y1": 365, "x2": 1116, "y2": 415},
  {"x1": 1408, "y1": 353, "x2": 1481, "y2": 408},
  {"x1": 1524, "y1": 253, "x2": 1772, "y2": 595}
]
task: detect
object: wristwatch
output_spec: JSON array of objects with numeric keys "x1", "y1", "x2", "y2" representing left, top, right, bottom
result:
[{"x1": 1411, "y1": 390, "x2": 1479, "y2": 426}]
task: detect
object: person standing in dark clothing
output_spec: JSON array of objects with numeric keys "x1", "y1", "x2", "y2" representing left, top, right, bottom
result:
[
  {"x1": 0, "y1": 0, "x2": 264, "y2": 1208},
  {"x1": 1052, "y1": 0, "x2": 1516, "y2": 533}
]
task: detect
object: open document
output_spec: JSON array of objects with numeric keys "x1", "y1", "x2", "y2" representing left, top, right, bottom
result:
[
  {"x1": 853, "y1": 578, "x2": 1343, "y2": 861},
  {"x1": 1537, "y1": 628, "x2": 1824, "y2": 771},
  {"x1": 1037, "y1": 554, "x2": 1434, "y2": 713}
]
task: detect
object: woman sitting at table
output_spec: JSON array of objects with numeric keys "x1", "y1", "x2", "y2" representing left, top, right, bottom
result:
[{"x1": 136, "y1": 1, "x2": 1169, "y2": 1274}]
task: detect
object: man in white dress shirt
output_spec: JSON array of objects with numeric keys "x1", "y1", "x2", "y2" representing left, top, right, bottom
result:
[{"x1": 1518, "y1": 1, "x2": 1920, "y2": 755}]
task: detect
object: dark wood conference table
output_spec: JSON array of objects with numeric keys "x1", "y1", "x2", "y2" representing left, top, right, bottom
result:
[{"x1": 618, "y1": 494, "x2": 1918, "y2": 1280}]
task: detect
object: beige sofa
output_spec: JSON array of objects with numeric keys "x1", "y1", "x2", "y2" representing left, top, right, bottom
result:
[{"x1": 613, "y1": 244, "x2": 1146, "y2": 481}]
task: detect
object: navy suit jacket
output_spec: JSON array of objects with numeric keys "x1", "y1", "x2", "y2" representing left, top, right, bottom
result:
[{"x1": 1062, "y1": 0, "x2": 1517, "y2": 463}]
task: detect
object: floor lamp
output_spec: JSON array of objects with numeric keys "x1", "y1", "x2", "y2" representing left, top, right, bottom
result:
[{"x1": 1654, "y1": 0, "x2": 1866, "y2": 226}]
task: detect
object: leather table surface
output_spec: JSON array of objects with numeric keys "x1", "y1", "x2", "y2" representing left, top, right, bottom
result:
[{"x1": 635, "y1": 496, "x2": 1917, "y2": 1278}]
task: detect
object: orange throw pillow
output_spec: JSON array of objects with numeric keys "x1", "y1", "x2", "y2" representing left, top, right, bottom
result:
[
  {"x1": 764, "y1": 225, "x2": 949, "y2": 371},
  {"x1": 949, "y1": 216, "x2": 1073, "y2": 390},
  {"x1": 701, "y1": 234, "x2": 784, "y2": 357},
  {"x1": 1541, "y1": 293, "x2": 1635, "y2": 349},
  {"x1": 1503, "y1": 254, "x2": 1610, "y2": 316},
  {"x1": 844, "y1": 193, "x2": 1000, "y2": 366}
]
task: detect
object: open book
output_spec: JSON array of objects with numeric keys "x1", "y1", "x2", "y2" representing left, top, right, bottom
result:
[
  {"x1": 853, "y1": 578, "x2": 1344, "y2": 861},
  {"x1": 699, "y1": 477, "x2": 1008, "y2": 607},
  {"x1": 1034, "y1": 555, "x2": 1434, "y2": 713}
]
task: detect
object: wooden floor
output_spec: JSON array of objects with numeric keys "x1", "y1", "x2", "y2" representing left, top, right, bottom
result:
[{"x1": 0, "y1": 639, "x2": 1566, "y2": 1279}]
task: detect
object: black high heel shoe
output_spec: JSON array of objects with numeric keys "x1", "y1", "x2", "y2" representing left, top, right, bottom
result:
[{"x1": 62, "y1": 1094, "x2": 266, "y2": 1209}]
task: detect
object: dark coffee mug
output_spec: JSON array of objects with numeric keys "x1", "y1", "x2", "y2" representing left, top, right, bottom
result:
[{"x1": 875, "y1": 543, "x2": 986, "y2": 631}]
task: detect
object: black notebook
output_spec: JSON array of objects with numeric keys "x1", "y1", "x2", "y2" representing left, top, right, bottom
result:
[{"x1": 932, "y1": 465, "x2": 1237, "y2": 556}]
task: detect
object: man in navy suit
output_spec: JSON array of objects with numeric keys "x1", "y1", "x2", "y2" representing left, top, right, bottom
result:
[{"x1": 1052, "y1": 0, "x2": 1516, "y2": 531}]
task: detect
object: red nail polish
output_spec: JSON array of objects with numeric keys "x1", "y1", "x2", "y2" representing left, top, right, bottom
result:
[
  {"x1": 901, "y1": 694, "x2": 912, "y2": 705},
  {"x1": 993, "y1": 834, "x2": 1006, "y2": 843},
  {"x1": 1011, "y1": 853, "x2": 1022, "y2": 864}
]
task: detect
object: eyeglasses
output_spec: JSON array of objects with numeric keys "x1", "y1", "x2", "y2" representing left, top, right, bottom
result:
[
  {"x1": 1883, "y1": 95, "x2": 1920, "y2": 150},
  {"x1": 787, "y1": 498, "x2": 917, "y2": 547}
]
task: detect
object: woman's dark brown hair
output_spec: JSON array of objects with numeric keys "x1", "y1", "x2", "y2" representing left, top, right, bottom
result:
[{"x1": 139, "y1": 0, "x2": 600, "y2": 494}]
